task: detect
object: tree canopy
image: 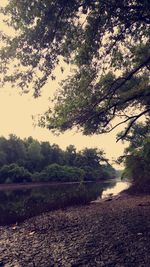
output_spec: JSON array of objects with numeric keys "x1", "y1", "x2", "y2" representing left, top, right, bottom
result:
[
  {"x1": 0, "y1": 135, "x2": 116, "y2": 184},
  {"x1": 0, "y1": 0, "x2": 150, "y2": 138}
]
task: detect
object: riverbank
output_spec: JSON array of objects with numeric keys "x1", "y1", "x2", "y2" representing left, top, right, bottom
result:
[
  {"x1": 0, "y1": 179, "x2": 96, "y2": 191},
  {"x1": 0, "y1": 180, "x2": 107, "y2": 191},
  {"x1": 0, "y1": 193, "x2": 150, "y2": 267}
]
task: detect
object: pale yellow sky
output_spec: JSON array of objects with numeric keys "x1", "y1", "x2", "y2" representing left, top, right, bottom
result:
[
  {"x1": 0, "y1": 1, "x2": 127, "y2": 168},
  {"x1": 0, "y1": 78, "x2": 127, "y2": 168}
]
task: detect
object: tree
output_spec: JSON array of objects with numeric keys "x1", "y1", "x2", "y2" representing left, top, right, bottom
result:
[
  {"x1": 64, "y1": 145, "x2": 76, "y2": 166},
  {"x1": 0, "y1": 150, "x2": 7, "y2": 167},
  {"x1": 0, "y1": 135, "x2": 26, "y2": 165},
  {"x1": 40, "y1": 141, "x2": 53, "y2": 168},
  {"x1": 118, "y1": 122, "x2": 150, "y2": 150},
  {"x1": 0, "y1": 0, "x2": 150, "y2": 139},
  {"x1": 119, "y1": 122, "x2": 150, "y2": 191},
  {"x1": 27, "y1": 139, "x2": 43, "y2": 171},
  {"x1": 0, "y1": 137, "x2": 7, "y2": 167},
  {"x1": 0, "y1": 163, "x2": 31, "y2": 183},
  {"x1": 0, "y1": 135, "x2": 115, "y2": 183},
  {"x1": 50, "y1": 144, "x2": 64, "y2": 165},
  {"x1": 41, "y1": 163, "x2": 84, "y2": 182},
  {"x1": 8, "y1": 134, "x2": 27, "y2": 164}
]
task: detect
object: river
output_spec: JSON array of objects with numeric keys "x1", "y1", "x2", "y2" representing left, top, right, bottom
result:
[{"x1": 0, "y1": 179, "x2": 130, "y2": 226}]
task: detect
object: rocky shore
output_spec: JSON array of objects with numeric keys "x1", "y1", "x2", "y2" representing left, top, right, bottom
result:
[{"x1": 0, "y1": 194, "x2": 150, "y2": 267}]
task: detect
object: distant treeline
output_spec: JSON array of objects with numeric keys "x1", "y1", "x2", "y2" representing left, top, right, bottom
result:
[{"x1": 0, "y1": 135, "x2": 116, "y2": 184}]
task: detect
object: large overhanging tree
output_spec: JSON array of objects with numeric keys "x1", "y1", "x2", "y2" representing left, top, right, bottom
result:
[{"x1": 0, "y1": 0, "x2": 150, "y2": 140}]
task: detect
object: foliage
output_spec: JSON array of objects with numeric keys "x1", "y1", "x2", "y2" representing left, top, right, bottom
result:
[
  {"x1": 0, "y1": 135, "x2": 26, "y2": 166},
  {"x1": 101, "y1": 164, "x2": 116, "y2": 179},
  {"x1": 0, "y1": 163, "x2": 31, "y2": 183},
  {"x1": 26, "y1": 139, "x2": 43, "y2": 171},
  {"x1": 120, "y1": 122, "x2": 150, "y2": 191},
  {"x1": 0, "y1": 135, "x2": 116, "y2": 184},
  {"x1": 40, "y1": 164, "x2": 85, "y2": 182},
  {"x1": 0, "y1": 1, "x2": 149, "y2": 138}
]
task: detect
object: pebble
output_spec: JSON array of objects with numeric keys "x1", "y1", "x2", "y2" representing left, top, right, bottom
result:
[{"x1": 0, "y1": 195, "x2": 150, "y2": 266}]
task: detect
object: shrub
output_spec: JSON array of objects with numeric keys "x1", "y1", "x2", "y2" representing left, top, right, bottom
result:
[
  {"x1": 31, "y1": 164, "x2": 85, "y2": 183},
  {"x1": 0, "y1": 164, "x2": 32, "y2": 183}
]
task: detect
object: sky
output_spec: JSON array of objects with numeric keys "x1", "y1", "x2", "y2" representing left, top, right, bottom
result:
[
  {"x1": 0, "y1": 1, "x2": 128, "y2": 169},
  {"x1": 0, "y1": 78, "x2": 127, "y2": 168}
]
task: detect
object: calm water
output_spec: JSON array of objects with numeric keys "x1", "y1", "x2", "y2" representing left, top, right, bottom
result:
[{"x1": 0, "y1": 179, "x2": 129, "y2": 226}]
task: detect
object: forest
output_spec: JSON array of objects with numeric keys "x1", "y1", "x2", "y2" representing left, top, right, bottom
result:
[{"x1": 0, "y1": 135, "x2": 116, "y2": 184}]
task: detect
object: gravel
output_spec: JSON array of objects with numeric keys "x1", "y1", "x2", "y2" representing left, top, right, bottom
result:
[{"x1": 0, "y1": 194, "x2": 150, "y2": 267}]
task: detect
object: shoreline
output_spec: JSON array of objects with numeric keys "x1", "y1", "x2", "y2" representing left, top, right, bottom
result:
[
  {"x1": 0, "y1": 179, "x2": 115, "y2": 191},
  {"x1": 0, "y1": 193, "x2": 150, "y2": 266},
  {"x1": 0, "y1": 180, "x2": 95, "y2": 191}
]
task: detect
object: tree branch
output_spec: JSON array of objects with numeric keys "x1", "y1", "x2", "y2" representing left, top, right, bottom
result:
[{"x1": 117, "y1": 108, "x2": 150, "y2": 142}]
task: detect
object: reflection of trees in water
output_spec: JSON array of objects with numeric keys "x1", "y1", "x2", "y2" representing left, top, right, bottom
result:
[
  {"x1": 0, "y1": 181, "x2": 114, "y2": 225},
  {"x1": 0, "y1": 189, "x2": 32, "y2": 225}
]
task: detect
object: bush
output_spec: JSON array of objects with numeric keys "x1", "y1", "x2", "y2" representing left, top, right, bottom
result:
[
  {"x1": 81, "y1": 165, "x2": 112, "y2": 181},
  {"x1": 31, "y1": 171, "x2": 45, "y2": 182},
  {"x1": 62, "y1": 166, "x2": 85, "y2": 182},
  {"x1": 0, "y1": 164, "x2": 32, "y2": 183},
  {"x1": 31, "y1": 164, "x2": 85, "y2": 183}
]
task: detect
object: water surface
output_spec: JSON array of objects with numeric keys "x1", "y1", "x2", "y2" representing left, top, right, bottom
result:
[
  {"x1": 102, "y1": 180, "x2": 130, "y2": 198},
  {"x1": 0, "y1": 179, "x2": 129, "y2": 226}
]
